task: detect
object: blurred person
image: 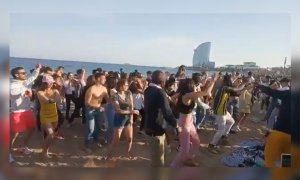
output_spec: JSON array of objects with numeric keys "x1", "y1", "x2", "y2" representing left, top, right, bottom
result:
[
  {"x1": 255, "y1": 78, "x2": 291, "y2": 168},
  {"x1": 68, "y1": 69, "x2": 86, "y2": 125},
  {"x1": 170, "y1": 76, "x2": 216, "y2": 167},
  {"x1": 57, "y1": 66, "x2": 64, "y2": 75},
  {"x1": 104, "y1": 76, "x2": 117, "y2": 144},
  {"x1": 227, "y1": 77, "x2": 243, "y2": 133},
  {"x1": 84, "y1": 72, "x2": 109, "y2": 153},
  {"x1": 129, "y1": 73, "x2": 145, "y2": 133},
  {"x1": 175, "y1": 65, "x2": 186, "y2": 80},
  {"x1": 264, "y1": 81, "x2": 281, "y2": 132},
  {"x1": 208, "y1": 74, "x2": 246, "y2": 153},
  {"x1": 106, "y1": 79, "x2": 139, "y2": 159},
  {"x1": 10, "y1": 64, "x2": 41, "y2": 155},
  {"x1": 144, "y1": 70, "x2": 177, "y2": 167},
  {"x1": 231, "y1": 83, "x2": 253, "y2": 132},
  {"x1": 36, "y1": 75, "x2": 61, "y2": 158},
  {"x1": 80, "y1": 75, "x2": 95, "y2": 125},
  {"x1": 146, "y1": 71, "x2": 152, "y2": 85},
  {"x1": 32, "y1": 66, "x2": 54, "y2": 132},
  {"x1": 0, "y1": 60, "x2": 12, "y2": 163},
  {"x1": 51, "y1": 74, "x2": 65, "y2": 140},
  {"x1": 64, "y1": 72, "x2": 76, "y2": 122}
]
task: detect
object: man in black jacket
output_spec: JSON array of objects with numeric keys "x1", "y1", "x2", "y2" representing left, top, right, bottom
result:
[{"x1": 144, "y1": 70, "x2": 177, "y2": 167}]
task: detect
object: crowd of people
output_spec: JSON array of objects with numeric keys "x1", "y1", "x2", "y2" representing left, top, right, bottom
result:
[{"x1": 9, "y1": 63, "x2": 294, "y2": 168}]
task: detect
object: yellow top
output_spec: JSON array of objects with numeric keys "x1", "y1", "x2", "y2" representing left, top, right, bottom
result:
[{"x1": 40, "y1": 103, "x2": 58, "y2": 124}]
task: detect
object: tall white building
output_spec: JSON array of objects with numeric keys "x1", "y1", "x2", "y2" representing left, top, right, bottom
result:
[{"x1": 192, "y1": 42, "x2": 214, "y2": 69}]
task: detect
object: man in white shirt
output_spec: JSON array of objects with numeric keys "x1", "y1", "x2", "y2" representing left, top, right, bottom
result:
[{"x1": 10, "y1": 64, "x2": 41, "y2": 155}]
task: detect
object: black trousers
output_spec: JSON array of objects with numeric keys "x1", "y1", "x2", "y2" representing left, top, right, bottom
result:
[
  {"x1": 138, "y1": 108, "x2": 145, "y2": 131},
  {"x1": 65, "y1": 94, "x2": 76, "y2": 119},
  {"x1": 68, "y1": 98, "x2": 82, "y2": 124}
]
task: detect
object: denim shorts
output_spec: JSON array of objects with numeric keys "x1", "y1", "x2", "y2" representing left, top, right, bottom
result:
[{"x1": 113, "y1": 114, "x2": 130, "y2": 128}]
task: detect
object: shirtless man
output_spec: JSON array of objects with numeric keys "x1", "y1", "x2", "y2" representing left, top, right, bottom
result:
[{"x1": 84, "y1": 72, "x2": 109, "y2": 153}]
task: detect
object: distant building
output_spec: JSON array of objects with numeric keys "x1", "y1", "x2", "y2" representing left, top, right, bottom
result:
[
  {"x1": 222, "y1": 61, "x2": 259, "y2": 70},
  {"x1": 192, "y1": 42, "x2": 215, "y2": 69}
]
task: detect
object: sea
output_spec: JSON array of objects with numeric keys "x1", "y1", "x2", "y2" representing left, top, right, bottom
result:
[{"x1": 10, "y1": 57, "x2": 214, "y2": 77}]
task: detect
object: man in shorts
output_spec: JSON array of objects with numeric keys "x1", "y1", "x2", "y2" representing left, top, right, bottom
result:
[{"x1": 10, "y1": 64, "x2": 41, "y2": 155}]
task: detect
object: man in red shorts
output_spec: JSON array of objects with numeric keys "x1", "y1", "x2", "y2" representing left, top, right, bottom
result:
[{"x1": 10, "y1": 64, "x2": 41, "y2": 155}]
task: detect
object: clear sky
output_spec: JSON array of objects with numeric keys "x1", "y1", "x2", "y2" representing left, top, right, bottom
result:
[{"x1": 10, "y1": 0, "x2": 298, "y2": 68}]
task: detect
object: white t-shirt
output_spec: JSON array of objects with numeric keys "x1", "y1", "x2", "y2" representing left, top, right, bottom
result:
[
  {"x1": 64, "y1": 80, "x2": 75, "y2": 95},
  {"x1": 132, "y1": 93, "x2": 144, "y2": 110}
]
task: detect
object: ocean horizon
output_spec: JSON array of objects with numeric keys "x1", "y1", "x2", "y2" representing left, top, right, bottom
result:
[{"x1": 10, "y1": 57, "x2": 214, "y2": 77}]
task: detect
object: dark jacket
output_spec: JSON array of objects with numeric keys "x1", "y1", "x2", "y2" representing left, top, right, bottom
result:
[
  {"x1": 144, "y1": 85, "x2": 177, "y2": 136},
  {"x1": 258, "y1": 85, "x2": 291, "y2": 135}
]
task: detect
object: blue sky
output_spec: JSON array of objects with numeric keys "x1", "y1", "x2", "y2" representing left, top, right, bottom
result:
[{"x1": 9, "y1": 0, "x2": 299, "y2": 67}]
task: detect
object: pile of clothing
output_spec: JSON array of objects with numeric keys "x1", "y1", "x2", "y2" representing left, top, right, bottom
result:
[{"x1": 220, "y1": 140, "x2": 265, "y2": 167}]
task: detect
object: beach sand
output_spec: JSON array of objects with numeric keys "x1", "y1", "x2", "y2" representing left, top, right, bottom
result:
[{"x1": 11, "y1": 102, "x2": 266, "y2": 168}]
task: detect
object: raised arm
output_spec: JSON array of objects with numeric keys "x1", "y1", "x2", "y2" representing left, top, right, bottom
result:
[
  {"x1": 24, "y1": 68, "x2": 40, "y2": 87},
  {"x1": 185, "y1": 77, "x2": 216, "y2": 101},
  {"x1": 257, "y1": 84, "x2": 289, "y2": 100}
]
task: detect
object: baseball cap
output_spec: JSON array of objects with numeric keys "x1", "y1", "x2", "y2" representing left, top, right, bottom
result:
[{"x1": 42, "y1": 75, "x2": 55, "y2": 84}]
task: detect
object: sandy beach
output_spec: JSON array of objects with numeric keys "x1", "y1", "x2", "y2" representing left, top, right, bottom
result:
[{"x1": 11, "y1": 101, "x2": 266, "y2": 168}]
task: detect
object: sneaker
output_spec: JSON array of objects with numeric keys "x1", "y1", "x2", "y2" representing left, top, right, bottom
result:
[
  {"x1": 18, "y1": 147, "x2": 32, "y2": 155},
  {"x1": 55, "y1": 132, "x2": 65, "y2": 140},
  {"x1": 236, "y1": 126, "x2": 241, "y2": 132}
]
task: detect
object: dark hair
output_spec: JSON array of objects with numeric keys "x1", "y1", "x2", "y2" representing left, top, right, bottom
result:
[
  {"x1": 121, "y1": 73, "x2": 128, "y2": 80},
  {"x1": 94, "y1": 72, "x2": 105, "y2": 80},
  {"x1": 77, "y1": 69, "x2": 84, "y2": 75},
  {"x1": 147, "y1": 71, "x2": 152, "y2": 75},
  {"x1": 67, "y1": 72, "x2": 73, "y2": 78},
  {"x1": 177, "y1": 78, "x2": 195, "y2": 95},
  {"x1": 10, "y1": 67, "x2": 24, "y2": 79},
  {"x1": 248, "y1": 71, "x2": 253, "y2": 76},
  {"x1": 192, "y1": 73, "x2": 201, "y2": 85},
  {"x1": 223, "y1": 74, "x2": 233, "y2": 87},
  {"x1": 58, "y1": 66, "x2": 64, "y2": 70},
  {"x1": 116, "y1": 79, "x2": 128, "y2": 92},
  {"x1": 43, "y1": 66, "x2": 53, "y2": 73},
  {"x1": 176, "y1": 65, "x2": 186, "y2": 78},
  {"x1": 52, "y1": 73, "x2": 60, "y2": 80},
  {"x1": 152, "y1": 70, "x2": 165, "y2": 87},
  {"x1": 165, "y1": 77, "x2": 176, "y2": 90},
  {"x1": 107, "y1": 76, "x2": 117, "y2": 91},
  {"x1": 86, "y1": 75, "x2": 95, "y2": 87},
  {"x1": 39, "y1": 82, "x2": 51, "y2": 91}
]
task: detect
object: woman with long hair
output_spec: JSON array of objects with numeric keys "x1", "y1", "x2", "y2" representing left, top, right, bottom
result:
[
  {"x1": 170, "y1": 76, "x2": 216, "y2": 167},
  {"x1": 106, "y1": 79, "x2": 139, "y2": 159},
  {"x1": 104, "y1": 76, "x2": 118, "y2": 143},
  {"x1": 36, "y1": 75, "x2": 61, "y2": 158}
]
